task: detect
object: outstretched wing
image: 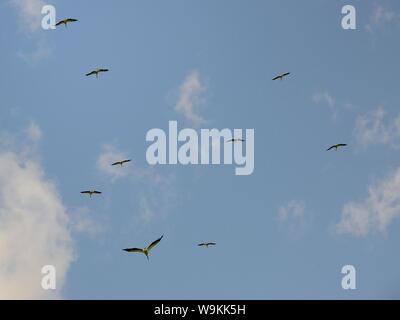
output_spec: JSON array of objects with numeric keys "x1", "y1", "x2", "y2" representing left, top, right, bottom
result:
[
  {"x1": 55, "y1": 20, "x2": 64, "y2": 26},
  {"x1": 326, "y1": 146, "x2": 335, "y2": 151},
  {"x1": 111, "y1": 161, "x2": 122, "y2": 166},
  {"x1": 80, "y1": 191, "x2": 91, "y2": 194},
  {"x1": 282, "y1": 72, "x2": 290, "y2": 77},
  {"x1": 123, "y1": 248, "x2": 143, "y2": 253},
  {"x1": 66, "y1": 19, "x2": 78, "y2": 23},
  {"x1": 198, "y1": 242, "x2": 216, "y2": 247},
  {"x1": 272, "y1": 76, "x2": 281, "y2": 81},
  {"x1": 86, "y1": 71, "x2": 96, "y2": 76},
  {"x1": 99, "y1": 69, "x2": 109, "y2": 73},
  {"x1": 92, "y1": 191, "x2": 102, "y2": 194},
  {"x1": 122, "y1": 159, "x2": 132, "y2": 164},
  {"x1": 147, "y1": 235, "x2": 163, "y2": 251},
  {"x1": 338, "y1": 144, "x2": 348, "y2": 148},
  {"x1": 226, "y1": 139, "x2": 234, "y2": 143}
]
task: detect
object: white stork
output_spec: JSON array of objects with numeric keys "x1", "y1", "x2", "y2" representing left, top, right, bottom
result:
[
  {"x1": 123, "y1": 235, "x2": 164, "y2": 260},
  {"x1": 86, "y1": 69, "x2": 109, "y2": 78},
  {"x1": 272, "y1": 72, "x2": 290, "y2": 81},
  {"x1": 198, "y1": 242, "x2": 216, "y2": 248},
  {"x1": 111, "y1": 159, "x2": 132, "y2": 166},
  {"x1": 226, "y1": 138, "x2": 245, "y2": 143},
  {"x1": 327, "y1": 143, "x2": 347, "y2": 151},
  {"x1": 56, "y1": 18, "x2": 78, "y2": 28},
  {"x1": 80, "y1": 190, "x2": 102, "y2": 198}
]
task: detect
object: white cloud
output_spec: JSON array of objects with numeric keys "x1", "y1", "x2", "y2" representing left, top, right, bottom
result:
[
  {"x1": 354, "y1": 107, "x2": 400, "y2": 148},
  {"x1": 366, "y1": 5, "x2": 399, "y2": 32},
  {"x1": 336, "y1": 167, "x2": 400, "y2": 237},
  {"x1": 96, "y1": 144, "x2": 177, "y2": 224},
  {"x1": 175, "y1": 71, "x2": 206, "y2": 126},
  {"x1": 312, "y1": 91, "x2": 338, "y2": 120},
  {"x1": 10, "y1": 1, "x2": 54, "y2": 65},
  {"x1": 26, "y1": 120, "x2": 42, "y2": 143},
  {"x1": 69, "y1": 207, "x2": 105, "y2": 238},
  {"x1": 133, "y1": 169, "x2": 177, "y2": 225},
  {"x1": 313, "y1": 91, "x2": 335, "y2": 108},
  {"x1": 277, "y1": 200, "x2": 310, "y2": 236},
  {"x1": 10, "y1": 0, "x2": 46, "y2": 32},
  {"x1": 97, "y1": 144, "x2": 131, "y2": 180},
  {"x1": 0, "y1": 150, "x2": 74, "y2": 299},
  {"x1": 17, "y1": 39, "x2": 54, "y2": 66},
  {"x1": 138, "y1": 196, "x2": 155, "y2": 225}
]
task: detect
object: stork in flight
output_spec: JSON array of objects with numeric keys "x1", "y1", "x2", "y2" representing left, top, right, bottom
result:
[
  {"x1": 85, "y1": 69, "x2": 109, "y2": 78},
  {"x1": 80, "y1": 190, "x2": 102, "y2": 198},
  {"x1": 272, "y1": 72, "x2": 290, "y2": 81},
  {"x1": 123, "y1": 235, "x2": 163, "y2": 260},
  {"x1": 327, "y1": 143, "x2": 348, "y2": 151},
  {"x1": 226, "y1": 138, "x2": 245, "y2": 143},
  {"x1": 111, "y1": 159, "x2": 132, "y2": 167},
  {"x1": 198, "y1": 242, "x2": 216, "y2": 248},
  {"x1": 55, "y1": 18, "x2": 78, "y2": 28}
]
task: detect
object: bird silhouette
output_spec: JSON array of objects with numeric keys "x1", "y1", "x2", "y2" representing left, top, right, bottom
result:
[
  {"x1": 123, "y1": 236, "x2": 164, "y2": 260},
  {"x1": 55, "y1": 18, "x2": 78, "y2": 28},
  {"x1": 272, "y1": 72, "x2": 290, "y2": 81},
  {"x1": 226, "y1": 138, "x2": 245, "y2": 143},
  {"x1": 80, "y1": 190, "x2": 102, "y2": 198},
  {"x1": 198, "y1": 242, "x2": 216, "y2": 248},
  {"x1": 327, "y1": 144, "x2": 347, "y2": 151},
  {"x1": 111, "y1": 159, "x2": 131, "y2": 166},
  {"x1": 85, "y1": 69, "x2": 109, "y2": 78}
]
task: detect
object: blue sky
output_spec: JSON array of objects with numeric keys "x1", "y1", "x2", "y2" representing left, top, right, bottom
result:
[{"x1": 1, "y1": 0, "x2": 400, "y2": 299}]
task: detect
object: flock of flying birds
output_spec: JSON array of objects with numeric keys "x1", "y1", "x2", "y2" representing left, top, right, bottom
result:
[{"x1": 56, "y1": 17, "x2": 347, "y2": 261}]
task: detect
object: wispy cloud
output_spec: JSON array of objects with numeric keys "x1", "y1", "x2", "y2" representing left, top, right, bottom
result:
[
  {"x1": 336, "y1": 167, "x2": 400, "y2": 237},
  {"x1": 175, "y1": 71, "x2": 207, "y2": 127},
  {"x1": 312, "y1": 91, "x2": 339, "y2": 120},
  {"x1": 365, "y1": 4, "x2": 399, "y2": 32},
  {"x1": 17, "y1": 39, "x2": 54, "y2": 66},
  {"x1": 10, "y1": 0, "x2": 46, "y2": 33},
  {"x1": 96, "y1": 144, "x2": 177, "y2": 225},
  {"x1": 277, "y1": 200, "x2": 311, "y2": 237},
  {"x1": 0, "y1": 123, "x2": 74, "y2": 299},
  {"x1": 69, "y1": 207, "x2": 105, "y2": 238},
  {"x1": 10, "y1": 0, "x2": 54, "y2": 65},
  {"x1": 25, "y1": 120, "x2": 42, "y2": 143},
  {"x1": 97, "y1": 144, "x2": 131, "y2": 181},
  {"x1": 354, "y1": 106, "x2": 400, "y2": 148},
  {"x1": 313, "y1": 91, "x2": 335, "y2": 108}
]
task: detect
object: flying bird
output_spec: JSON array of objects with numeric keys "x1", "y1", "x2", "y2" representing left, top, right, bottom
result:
[
  {"x1": 123, "y1": 235, "x2": 164, "y2": 260},
  {"x1": 55, "y1": 18, "x2": 78, "y2": 28},
  {"x1": 198, "y1": 242, "x2": 216, "y2": 248},
  {"x1": 272, "y1": 72, "x2": 290, "y2": 81},
  {"x1": 111, "y1": 159, "x2": 132, "y2": 166},
  {"x1": 226, "y1": 138, "x2": 245, "y2": 143},
  {"x1": 80, "y1": 190, "x2": 102, "y2": 197},
  {"x1": 85, "y1": 69, "x2": 109, "y2": 78},
  {"x1": 327, "y1": 143, "x2": 348, "y2": 151}
]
